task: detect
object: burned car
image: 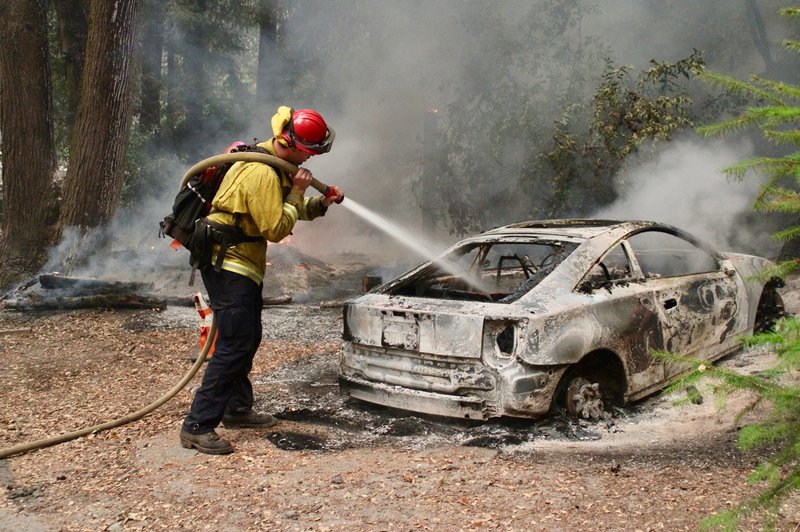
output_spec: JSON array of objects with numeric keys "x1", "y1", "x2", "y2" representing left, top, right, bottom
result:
[{"x1": 339, "y1": 219, "x2": 785, "y2": 420}]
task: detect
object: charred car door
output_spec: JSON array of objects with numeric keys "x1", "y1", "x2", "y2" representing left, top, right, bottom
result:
[
  {"x1": 579, "y1": 240, "x2": 667, "y2": 395},
  {"x1": 626, "y1": 230, "x2": 745, "y2": 378}
]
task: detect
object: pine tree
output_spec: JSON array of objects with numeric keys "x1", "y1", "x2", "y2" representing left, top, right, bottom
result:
[
  {"x1": 697, "y1": 7, "x2": 800, "y2": 279},
  {"x1": 670, "y1": 7, "x2": 800, "y2": 529}
]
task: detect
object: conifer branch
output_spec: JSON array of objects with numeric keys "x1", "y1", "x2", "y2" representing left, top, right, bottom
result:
[
  {"x1": 697, "y1": 71, "x2": 784, "y2": 104},
  {"x1": 753, "y1": 76, "x2": 800, "y2": 100}
]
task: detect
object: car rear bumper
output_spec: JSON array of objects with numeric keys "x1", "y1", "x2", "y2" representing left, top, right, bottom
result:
[
  {"x1": 339, "y1": 374, "x2": 494, "y2": 420},
  {"x1": 339, "y1": 343, "x2": 563, "y2": 420}
]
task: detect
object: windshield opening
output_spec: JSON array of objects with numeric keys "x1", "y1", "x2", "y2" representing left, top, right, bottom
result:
[{"x1": 387, "y1": 240, "x2": 578, "y2": 303}]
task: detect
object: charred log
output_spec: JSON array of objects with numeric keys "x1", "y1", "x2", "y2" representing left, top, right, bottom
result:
[
  {"x1": 3, "y1": 293, "x2": 166, "y2": 311},
  {"x1": 38, "y1": 274, "x2": 154, "y2": 294}
]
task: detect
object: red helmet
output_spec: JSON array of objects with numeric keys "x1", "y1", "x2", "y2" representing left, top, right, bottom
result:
[
  {"x1": 281, "y1": 108, "x2": 335, "y2": 154},
  {"x1": 224, "y1": 141, "x2": 246, "y2": 153}
]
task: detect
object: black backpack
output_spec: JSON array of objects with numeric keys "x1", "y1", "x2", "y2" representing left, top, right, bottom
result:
[{"x1": 159, "y1": 143, "x2": 267, "y2": 284}]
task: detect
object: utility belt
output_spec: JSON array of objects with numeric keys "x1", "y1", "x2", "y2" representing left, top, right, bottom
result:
[{"x1": 188, "y1": 214, "x2": 263, "y2": 284}]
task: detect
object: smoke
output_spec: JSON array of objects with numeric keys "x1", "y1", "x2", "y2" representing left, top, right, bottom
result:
[
  {"x1": 39, "y1": 1, "x2": 793, "y2": 283},
  {"x1": 261, "y1": 0, "x2": 790, "y2": 261},
  {"x1": 593, "y1": 136, "x2": 777, "y2": 256},
  {"x1": 583, "y1": 0, "x2": 792, "y2": 74},
  {"x1": 41, "y1": 149, "x2": 191, "y2": 285}
]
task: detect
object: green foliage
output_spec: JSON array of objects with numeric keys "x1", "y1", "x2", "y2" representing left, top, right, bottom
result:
[
  {"x1": 697, "y1": 71, "x2": 785, "y2": 104},
  {"x1": 654, "y1": 315, "x2": 800, "y2": 529},
  {"x1": 543, "y1": 51, "x2": 724, "y2": 216},
  {"x1": 696, "y1": 27, "x2": 800, "y2": 283}
]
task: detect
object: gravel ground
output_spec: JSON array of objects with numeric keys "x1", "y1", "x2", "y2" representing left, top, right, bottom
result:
[{"x1": 0, "y1": 268, "x2": 798, "y2": 530}]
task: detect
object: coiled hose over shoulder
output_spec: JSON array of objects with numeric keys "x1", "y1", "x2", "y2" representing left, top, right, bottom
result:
[{"x1": 180, "y1": 152, "x2": 333, "y2": 196}]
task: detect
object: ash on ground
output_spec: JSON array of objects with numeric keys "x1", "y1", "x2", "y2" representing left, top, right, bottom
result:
[
  {"x1": 250, "y1": 321, "x2": 779, "y2": 454},
  {"x1": 254, "y1": 349, "x2": 631, "y2": 453}
]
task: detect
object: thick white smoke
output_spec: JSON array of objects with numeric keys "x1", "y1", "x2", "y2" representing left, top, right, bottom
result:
[
  {"x1": 39, "y1": 1, "x2": 793, "y2": 281},
  {"x1": 594, "y1": 137, "x2": 777, "y2": 255}
]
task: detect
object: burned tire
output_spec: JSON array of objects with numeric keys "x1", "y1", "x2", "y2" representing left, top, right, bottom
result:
[
  {"x1": 564, "y1": 376, "x2": 610, "y2": 420},
  {"x1": 754, "y1": 280, "x2": 786, "y2": 333},
  {"x1": 552, "y1": 353, "x2": 625, "y2": 420}
]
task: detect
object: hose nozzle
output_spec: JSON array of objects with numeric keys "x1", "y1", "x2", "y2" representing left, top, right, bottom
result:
[{"x1": 312, "y1": 178, "x2": 344, "y2": 204}]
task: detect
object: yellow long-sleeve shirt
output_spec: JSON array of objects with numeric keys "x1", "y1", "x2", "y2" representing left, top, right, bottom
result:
[{"x1": 205, "y1": 140, "x2": 327, "y2": 284}]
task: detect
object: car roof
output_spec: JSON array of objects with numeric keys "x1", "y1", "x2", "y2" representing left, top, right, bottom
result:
[{"x1": 480, "y1": 219, "x2": 657, "y2": 240}]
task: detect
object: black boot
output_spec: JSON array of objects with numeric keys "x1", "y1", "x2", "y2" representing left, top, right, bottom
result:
[{"x1": 179, "y1": 429, "x2": 234, "y2": 454}]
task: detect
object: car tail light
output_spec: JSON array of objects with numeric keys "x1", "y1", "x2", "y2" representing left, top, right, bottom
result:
[{"x1": 482, "y1": 319, "x2": 524, "y2": 368}]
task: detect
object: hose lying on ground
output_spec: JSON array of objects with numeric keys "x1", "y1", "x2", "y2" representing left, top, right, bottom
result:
[
  {"x1": 0, "y1": 153, "x2": 296, "y2": 459},
  {"x1": 0, "y1": 317, "x2": 217, "y2": 459}
]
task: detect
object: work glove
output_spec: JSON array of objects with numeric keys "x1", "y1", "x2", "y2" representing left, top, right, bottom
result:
[{"x1": 323, "y1": 185, "x2": 344, "y2": 206}]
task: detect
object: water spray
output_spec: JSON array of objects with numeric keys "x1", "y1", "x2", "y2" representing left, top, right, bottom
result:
[
  {"x1": 184, "y1": 153, "x2": 475, "y2": 282},
  {"x1": 338, "y1": 198, "x2": 440, "y2": 260},
  {"x1": 338, "y1": 198, "x2": 492, "y2": 293}
]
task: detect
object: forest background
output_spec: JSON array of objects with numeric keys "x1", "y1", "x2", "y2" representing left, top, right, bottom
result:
[{"x1": 1, "y1": 0, "x2": 798, "y2": 289}]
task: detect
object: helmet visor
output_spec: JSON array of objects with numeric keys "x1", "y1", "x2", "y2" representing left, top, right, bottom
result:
[{"x1": 286, "y1": 121, "x2": 335, "y2": 154}]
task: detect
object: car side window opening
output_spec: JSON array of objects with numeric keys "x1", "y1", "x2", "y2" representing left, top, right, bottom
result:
[
  {"x1": 627, "y1": 230, "x2": 720, "y2": 278},
  {"x1": 585, "y1": 242, "x2": 633, "y2": 285}
]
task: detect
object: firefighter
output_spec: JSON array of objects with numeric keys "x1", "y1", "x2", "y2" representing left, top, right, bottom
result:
[{"x1": 180, "y1": 106, "x2": 343, "y2": 454}]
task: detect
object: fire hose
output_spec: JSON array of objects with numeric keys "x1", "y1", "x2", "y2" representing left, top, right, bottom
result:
[
  {"x1": 0, "y1": 152, "x2": 339, "y2": 459},
  {"x1": 0, "y1": 320, "x2": 217, "y2": 459},
  {"x1": 181, "y1": 152, "x2": 342, "y2": 201}
]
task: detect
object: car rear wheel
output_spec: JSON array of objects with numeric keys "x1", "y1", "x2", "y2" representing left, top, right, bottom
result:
[
  {"x1": 553, "y1": 353, "x2": 624, "y2": 420},
  {"x1": 565, "y1": 376, "x2": 610, "y2": 420}
]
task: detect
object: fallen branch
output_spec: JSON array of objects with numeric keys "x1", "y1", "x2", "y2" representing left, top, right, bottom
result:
[
  {"x1": 263, "y1": 295, "x2": 292, "y2": 306},
  {"x1": 0, "y1": 276, "x2": 39, "y2": 301},
  {"x1": 0, "y1": 328, "x2": 32, "y2": 335},
  {"x1": 319, "y1": 299, "x2": 350, "y2": 308}
]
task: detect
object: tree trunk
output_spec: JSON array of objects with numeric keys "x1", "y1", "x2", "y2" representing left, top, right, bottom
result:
[
  {"x1": 60, "y1": 0, "x2": 141, "y2": 231},
  {"x1": 256, "y1": 0, "x2": 284, "y2": 110},
  {"x1": 52, "y1": 0, "x2": 88, "y2": 131},
  {"x1": 164, "y1": 24, "x2": 179, "y2": 149},
  {"x1": 745, "y1": 0, "x2": 775, "y2": 75},
  {"x1": 139, "y1": 0, "x2": 164, "y2": 135},
  {"x1": 178, "y1": 0, "x2": 208, "y2": 161},
  {"x1": 0, "y1": 0, "x2": 58, "y2": 289}
]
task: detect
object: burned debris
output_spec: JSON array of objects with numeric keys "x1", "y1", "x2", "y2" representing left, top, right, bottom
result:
[{"x1": 2, "y1": 274, "x2": 166, "y2": 311}]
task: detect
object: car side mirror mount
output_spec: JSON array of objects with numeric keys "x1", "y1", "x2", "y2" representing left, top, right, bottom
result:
[{"x1": 718, "y1": 259, "x2": 736, "y2": 277}]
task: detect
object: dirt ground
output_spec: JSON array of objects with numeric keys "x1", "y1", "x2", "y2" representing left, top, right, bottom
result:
[{"x1": 1, "y1": 261, "x2": 799, "y2": 530}]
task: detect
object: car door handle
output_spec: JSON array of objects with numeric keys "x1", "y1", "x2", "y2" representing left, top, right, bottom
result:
[{"x1": 663, "y1": 298, "x2": 677, "y2": 310}]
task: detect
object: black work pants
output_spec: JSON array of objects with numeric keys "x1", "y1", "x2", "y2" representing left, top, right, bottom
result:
[{"x1": 182, "y1": 268, "x2": 263, "y2": 435}]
